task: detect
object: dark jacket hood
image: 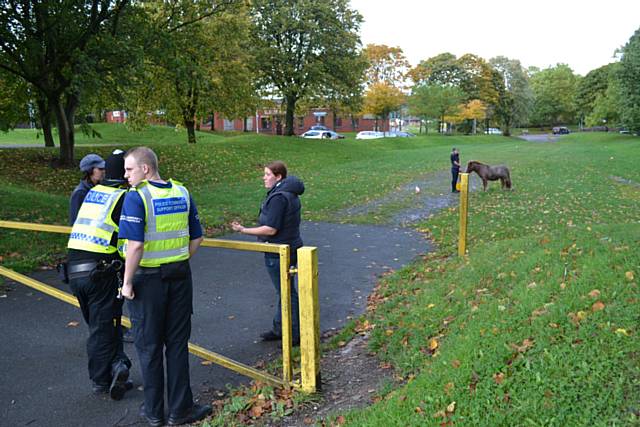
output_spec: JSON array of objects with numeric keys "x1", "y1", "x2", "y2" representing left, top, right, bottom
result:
[{"x1": 270, "y1": 175, "x2": 304, "y2": 196}]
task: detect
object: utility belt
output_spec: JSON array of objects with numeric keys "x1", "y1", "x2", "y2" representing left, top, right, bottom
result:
[{"x1": 63, "y1": 259, "x2": 125, "y2": 299}]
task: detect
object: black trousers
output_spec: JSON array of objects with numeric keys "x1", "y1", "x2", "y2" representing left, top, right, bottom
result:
[
  {"x1": 69, "y1": 267, "x2": 131, "y2": 386},
  {"x1": 451, "y1": 167, "x2": 460, "y2": 192},
  {"x1": 128, "y1": 261, "x2": 194, "y2": 420}
]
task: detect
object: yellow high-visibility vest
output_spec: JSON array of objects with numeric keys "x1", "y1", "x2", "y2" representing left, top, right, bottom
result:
[
  {"x1": 67, "y1": 185, "x2": 126, "y2": 254},
  {"x1": 121, "y1": 179, "x2": 190, "y2": 267}
]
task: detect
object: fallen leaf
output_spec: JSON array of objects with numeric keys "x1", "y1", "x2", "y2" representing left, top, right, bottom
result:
[
  {"x1": 451, "y1": 359, "x2": 461, "y2": 369},
  {"x1": 337, "y1": 341, "x2": 346, "y2": 347},
  {"x1": 615, "y1": 328, "x2": 629, "y2": 336},
  {"x1": 446, "y1": 401, "x2": 456, "y2": 413},
  {"x1": 493, "y1": 372, "x2": 505, "y2": 384},
  {"x1": 429, "y1": 339, "x2": 439, "y2": 351},
  {"x1": 588, "y1": 289, "x2": 601, "y2": 298},
  {"x1": 304, "y1": 417, "x2": 314, "y2": 425},
  {"x1": 335, "y1": 415, "x2": 346, "y2": 425},
  {"x1": 625, "y1": 271, "x2": 635, "y2": 281},
  {"x1": 444, "y1": 382, "x2": 454, "y2": 394},
  {"x1": 249, "y1": 403, "x2": 264, "y2": 418},
  {"x1": 201, "y1": 360, "x2": 213, "y2": 366},
  {"x1": 591, "y1": 301, "x2": 605, "y2": 312},
  {"x1": 385, "y1": 329, "x2": 394, "y2": 336},
  {"x1": 67, "y1": 321, "x2": 80, "y2": 327}
]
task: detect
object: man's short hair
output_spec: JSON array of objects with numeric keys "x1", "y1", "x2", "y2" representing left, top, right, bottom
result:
[{"x1": 125, "y1": 146, "x2": 158, "y2": 173}]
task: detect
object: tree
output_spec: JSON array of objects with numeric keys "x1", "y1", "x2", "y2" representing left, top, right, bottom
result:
[
  {"x1": 362, "y1": 82, "x2": 404, "y2": 132},
  {"x1": 129, "y1": 1, "x2": 254, "y2": 144},
  {"x1": 586, "y1": 78, "x2": 623, "y2": 127},
  {"x1": 0, "y1": 0, "x2": 130, "y2": 165},
  {"x1": 408, "y1": 53, "x2": 463, "y2": 86},
  {"x1": 250, "y1": 0, "x2": 363, "y2": 136},
  {"x1": 447, "y1": 99, "x2": 486, "y2": 134},
  {"x1": 408, "y1": 84, "x2": 464, "y2": 133},
  {"x1": 0, "y1": 71, "x2": 30, "y2": 132},
  {"x1": 529, "y1": 64, "x2": 579, "y2": 126},
  {"x1": 618, "y1": 26, "x2": 640, "y2": 133},
  {"x1": 490, "y1": 56, "x2": 533, "y2": 135},
  {"x1": 575, "y1": 64, "x2": 612, "y2": 126},
  {"x1": 363, "y1": 44, "x2": 410, "y2": 87}
]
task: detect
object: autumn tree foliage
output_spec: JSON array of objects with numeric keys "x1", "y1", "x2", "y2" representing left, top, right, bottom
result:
[
  {"x1": 363, "y1": 82, "x2": 405, "y2": 132},
  {"x1": 363, "y1": 44, "x2": 410, "y2": 88}
]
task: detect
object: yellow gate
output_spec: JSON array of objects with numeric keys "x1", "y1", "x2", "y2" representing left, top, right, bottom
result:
[{"x1": 0, "y1": 220, "x2": 320, "y2": 393}]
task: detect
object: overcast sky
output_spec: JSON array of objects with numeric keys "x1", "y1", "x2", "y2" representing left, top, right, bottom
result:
[{"x1": 349, "y1": 0, "x2": 640, "y2": 76}]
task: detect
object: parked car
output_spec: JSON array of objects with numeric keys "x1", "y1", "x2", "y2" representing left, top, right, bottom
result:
[
  {"x1": 301, "y1": 130, "x2": 344, "y2": 139},
  {"x1": 309, "y1": 125, "x2": 330, "y2": 131},
  {"x1": 389, "y1": 131, "x2": 415, "y2": 137},
  {"x1": 355, "y1": 131, "x2": 386, "y2": 140},
  {"x1": 486, "y1": 127, "x2": 502, "y2": 135},
  {"x1": 552, "y1": 126, "x2": 570, "y2": 135}
]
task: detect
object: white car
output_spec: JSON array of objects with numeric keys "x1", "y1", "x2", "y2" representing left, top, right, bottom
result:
[
  {"x1": 301, "y1": 130, "x2": 344, "y2": 140},
  {"x1": 486, "y1": 127, "x2": 502, "y2": 135},
  {"x1": 355, "y1": 131, "x2": 386, "y2": 140}
]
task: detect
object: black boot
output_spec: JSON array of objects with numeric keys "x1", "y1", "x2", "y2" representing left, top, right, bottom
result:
[{"x1": 109, "y1": 362, "x2": 130, "y2": 400}]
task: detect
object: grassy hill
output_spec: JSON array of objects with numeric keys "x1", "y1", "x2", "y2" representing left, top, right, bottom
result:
[{"x1": 1, "y1": 125, "x2": 639, "y2": 424}]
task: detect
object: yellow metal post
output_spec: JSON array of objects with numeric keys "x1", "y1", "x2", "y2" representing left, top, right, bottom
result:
[
  {"x1": 297, "y1": 247, "x2": 320, "y2": 393},
  {"x1": 458, "y1": 173, "x2": 469, "y2": 256},
  {"x1": 279, "y1": 245, "x2": 293, "y2": 385}
]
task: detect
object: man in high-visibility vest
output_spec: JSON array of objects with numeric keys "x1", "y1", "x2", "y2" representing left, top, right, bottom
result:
[
  {"x1": 67, "y1": 149, "x2": 133, "y2": 400},
  {"x1": 119, "y1": 147, "x2": 211, "y2": 427}
]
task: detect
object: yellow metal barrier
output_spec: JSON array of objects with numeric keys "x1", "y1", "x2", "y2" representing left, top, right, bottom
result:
[
  {"x1": 298, "y1": 247, "x2": 320, "y2": 392},
  {"x1": 0, "y1": 220, "x2": 321, "y2": 393},
  {"x1": 458, "y1": 173, "x2": 469, "y2": 256}
]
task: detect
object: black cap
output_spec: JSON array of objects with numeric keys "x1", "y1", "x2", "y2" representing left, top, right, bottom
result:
[{"x1": 103, "y1": 149, "x2": 126, "y2": 185}]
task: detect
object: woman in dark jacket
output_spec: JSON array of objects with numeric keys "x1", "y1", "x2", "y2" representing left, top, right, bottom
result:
[{"x1": 232, "y1": 161, "x2": 304, "y2": 345}]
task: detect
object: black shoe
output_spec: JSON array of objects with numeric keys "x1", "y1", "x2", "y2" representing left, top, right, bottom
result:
[
  {"x1": 122, "y1": 328, "x2": 134, "y2": 343},
  {"x1": 168, "y1": 404, "x2": 212, "y2": 426},
  {"x1": 260, "y1": 331, "x2": 282, "y2": 342},
  {"x1": 140, "y1": 404, "x2": 164, "y2": 427},
  {"x1": 452, "y1": 190, "x2": 460, "y2": 193},
  {"x1": 110, "y1": 363, "x2": 130, "y2": 401}
]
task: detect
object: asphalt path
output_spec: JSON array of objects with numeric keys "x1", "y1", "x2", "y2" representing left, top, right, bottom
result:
[{"x1": 0, "y1": 222, "x2": 428, "y2": 427}]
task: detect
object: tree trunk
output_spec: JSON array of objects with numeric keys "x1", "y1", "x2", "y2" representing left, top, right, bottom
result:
[
  {"x1": 332, "y1": 109, "x2": 338, "y2": 130},
  {"x1": 51, "y1": 95, "x2": 75, "y2": 166},
  {"x1": 284, "y1": 96, "x2": 296, "y2": 136},
  {"x1": 210, "y1": 111, "x2": 215, "y2": 131},
  {"x1": 243, "y1": 117, "x2": 248, "y2": 132},
  {"x1": 36, "y1": 97, "x2": 55, "y2": 147},
  {"x1": 196, "y1": 121, "x2": 201, "y2": 131},
  {"x1": 185, "y1": 119, "x2": 196, "y2": 144}
]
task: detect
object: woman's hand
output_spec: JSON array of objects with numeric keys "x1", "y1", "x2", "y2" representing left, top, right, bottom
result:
[{"x1": 231, "y1": 221, "x2": 244, "y2": 233}]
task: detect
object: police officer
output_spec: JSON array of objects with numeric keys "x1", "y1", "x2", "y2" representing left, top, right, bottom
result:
[
  {"x1": 67, "y1": 149, "x2": 132, "y2": 400},
  {"x1": 119, "y1": 147, "x2": 211, "y2": 427},
  {"x1": 70, "y1": 153, "x2": 106, "y2": 225}
]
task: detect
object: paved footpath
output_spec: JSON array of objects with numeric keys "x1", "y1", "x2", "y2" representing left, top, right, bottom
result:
[{"x1": 0, "y1": 222, "x2": 428, "y2": 427}]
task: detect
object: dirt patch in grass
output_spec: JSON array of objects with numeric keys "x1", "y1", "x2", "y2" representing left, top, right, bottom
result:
[{"x1": 269, "y1": 333, "x2": 393, "y2": 426}]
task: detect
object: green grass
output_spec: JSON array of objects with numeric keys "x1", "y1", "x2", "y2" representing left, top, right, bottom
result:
[{"x1": 1, "y1": 125, "x2": 639, "y2": 425}]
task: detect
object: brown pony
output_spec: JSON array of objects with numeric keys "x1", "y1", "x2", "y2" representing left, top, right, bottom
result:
[{"x1": 466, "y1": 160, "x2": 512, "y2": 191}]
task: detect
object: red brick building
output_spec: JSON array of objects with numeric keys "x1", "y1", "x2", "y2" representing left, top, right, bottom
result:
[{"x1": 105, "y1": 107, "x2": 383, "y2": 134}]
